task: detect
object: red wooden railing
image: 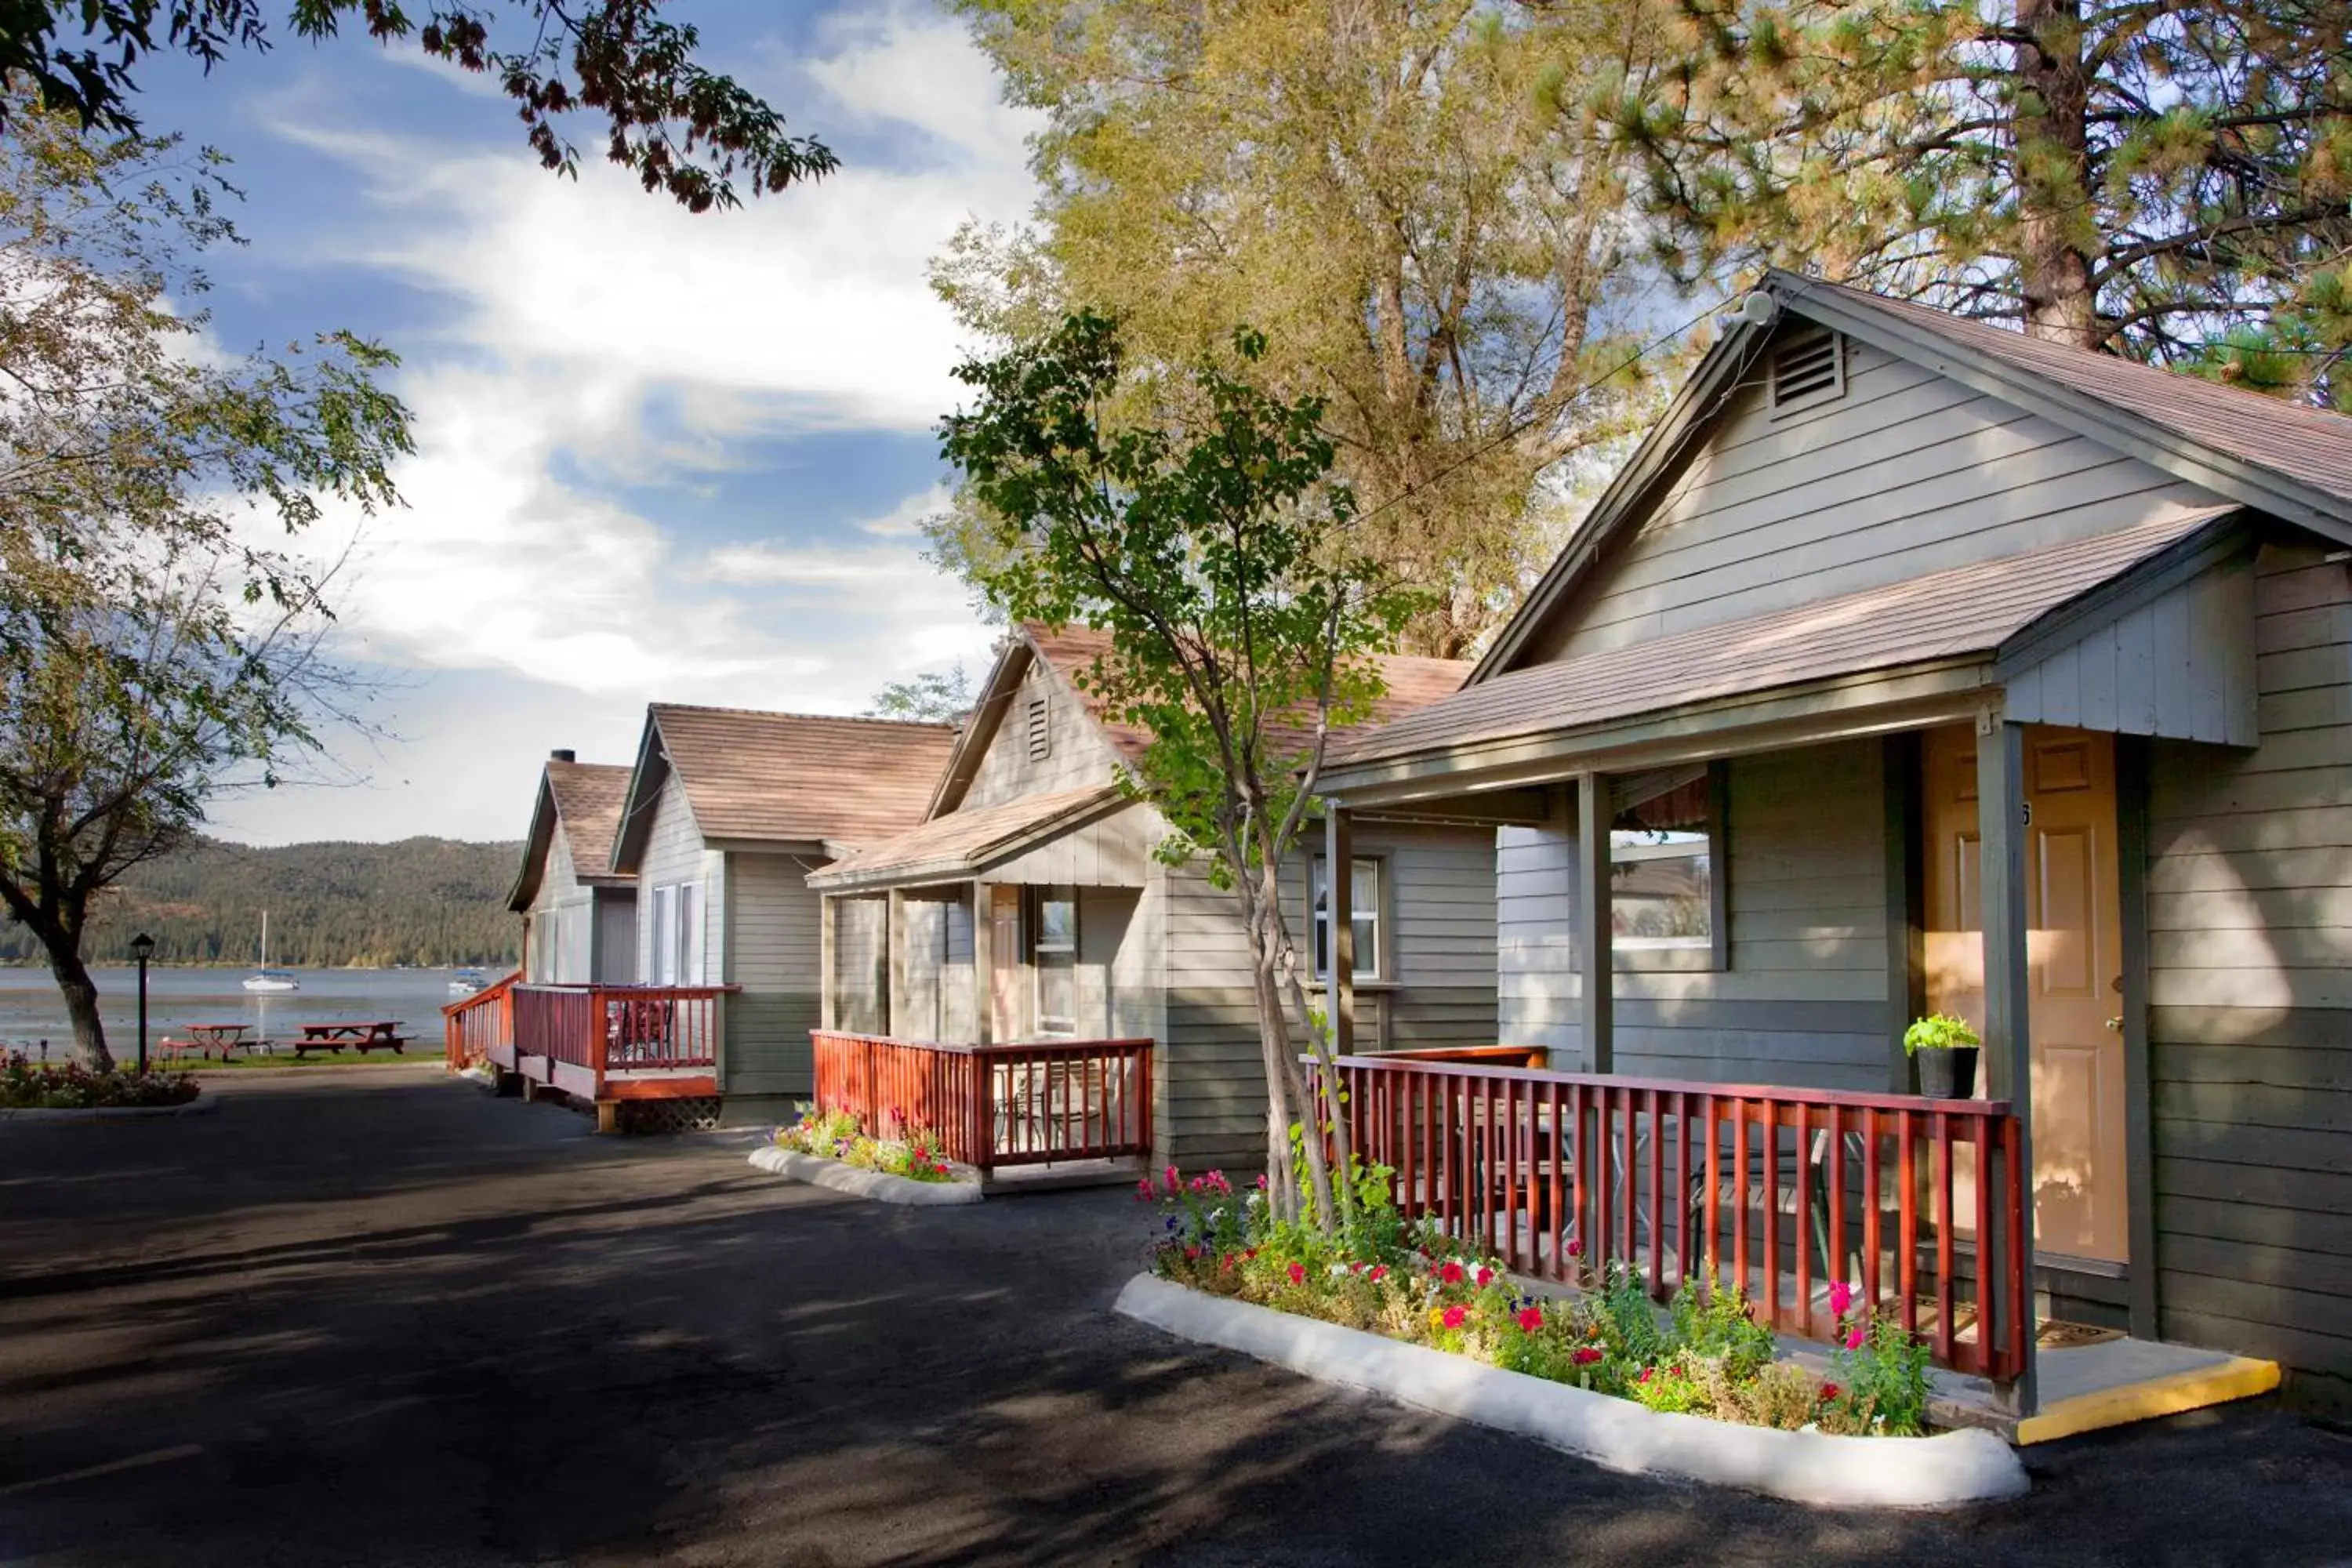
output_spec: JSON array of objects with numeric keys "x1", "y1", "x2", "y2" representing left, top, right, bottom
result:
[
  {"x1": 810, "y1": 1030, "x2": 1154, "y2": 1177},
  {"x1": 1312, "y1": 1054, "x2": 2031, "y2": 1386},
  {"x1": 441, "y1": 971, "x2": 519, "y2": 1069},
  {"x1": 512, "y1": 985, "x2": 728, "y2": 1090}
]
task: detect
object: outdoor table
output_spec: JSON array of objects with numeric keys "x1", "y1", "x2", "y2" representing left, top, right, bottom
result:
[
  {"x1": 183, "y1": 1022, "x2": 252, "y2": 1060},
  {"x1": 292, "y1": 1021, "x2": 409, "y2": 1058}
]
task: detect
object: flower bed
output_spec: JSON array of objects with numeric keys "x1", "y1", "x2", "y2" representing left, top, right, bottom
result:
[
  {"x1": 775, "y1": 1105, "x2": 959, "y2": 1183},
  {"x1": 2, "y1": 1053, "x2": 201, "y2": 1110},
  {"x1": 1144, "y1": 1163, "x2": 1933, "y2": 1439}
]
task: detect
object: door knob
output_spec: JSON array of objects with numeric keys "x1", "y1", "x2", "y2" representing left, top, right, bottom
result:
[{"x1": 2105, "y1": 1017, "x2": 2123, "y2": 1033}]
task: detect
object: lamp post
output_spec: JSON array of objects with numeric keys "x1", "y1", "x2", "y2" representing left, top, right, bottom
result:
[{"x1": 129, "y1": 933, "x2": 156, "y2": 1076}]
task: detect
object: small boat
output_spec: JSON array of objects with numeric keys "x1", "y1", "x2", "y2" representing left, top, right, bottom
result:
[
  {"x1": 448, "y1": 968, "x2": 487, "y2": 997},
  {"x1": 242, "y1": 912, "x2": 300, "y2": 993}
]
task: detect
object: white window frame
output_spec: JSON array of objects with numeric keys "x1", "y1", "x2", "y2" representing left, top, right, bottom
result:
[
  {"x1": 1033, "y1": 887, "x2": 1078, "y2": 1036},
  {"x1": 651, "y1": 881, "x2": 705, "y2": 985},
  {"x1": 1310, "y1": 855, "x2": 1383, "y2": 983},
  {"x1": 1608, "y1": 762, "x2": 1728, "y2": 967}
]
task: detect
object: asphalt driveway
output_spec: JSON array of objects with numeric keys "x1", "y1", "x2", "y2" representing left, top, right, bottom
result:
[{"x1": 2, "y1": 1069, "x2": 2347, "y2": 1566}]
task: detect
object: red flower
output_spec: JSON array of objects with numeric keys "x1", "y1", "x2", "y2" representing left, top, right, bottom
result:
[
  {"x1": 1516, "y1": 1306, "x2": 1544, "y2": 1333},
  {"x1": 1367, "y1": 1265, "x2": 1388, "y2": 1283},
  {"x1": 1243, "y1": 1247, "x2": 1258, "y2": 1261},
  {"x1": 1134, "y1": 1179, "x2": 1155, "y2": 1202},
  {"x1": 1475, "y1": 1267, "x2": 1495, "y2": 1288},
  {"x1": 1819, "y1": 1381, "x2": 1842, "y2": 1403},
  {"x1": 1184, "y1": 1246, "x2": 1200, "y2": 1261},
  {"x1": 1221, "y1": 1254, "x2": 1236, "y2": 1272},
  {"x1": 1637, "y1": 1367, "x2": 1653, "y2": 1383},
  {"x1": 1573, "y1": 1347, "x2": 1602, "y2": 1367},
  {"x1": 1287, "y1": 1262, "x2": 1307, "y2": 1287},
  {"x1": 1441, "y1": 1305, "x2": 1468, "y2": 1330},
  {"x1": 1566, "y1": 1239, "x2": 1584, "y2": 1259},
  {"x1": 1439, "y1": 1261, "x2": 1465, "y2": 1285}
]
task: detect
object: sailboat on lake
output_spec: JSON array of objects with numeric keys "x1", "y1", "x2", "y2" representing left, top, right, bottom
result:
[{"x1": 241, "y1": 911, "x2": 299, "y2": 993}]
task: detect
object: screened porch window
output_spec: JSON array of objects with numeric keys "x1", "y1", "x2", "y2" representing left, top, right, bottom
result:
[
  {"x1": 1311, "y1": 855, "x2": 1381, "y2": 982},
  {"x1": 1034, "y1": 889, "x2": 1078, "y2": 1036},
  {"x1": 1610, "y1": 771, "x2": 1717, "y2": 953}
]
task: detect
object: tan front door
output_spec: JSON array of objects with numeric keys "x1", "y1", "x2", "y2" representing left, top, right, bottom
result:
[
  {"x1": 1923, "y1": 724, "x2": 2130, "y2": 1264},
  {"x1": 989, "y1": 885, "x2": 1024, "y2": 1040}
]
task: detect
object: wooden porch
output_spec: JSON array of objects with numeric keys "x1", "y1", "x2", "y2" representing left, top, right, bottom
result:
[
  {"x1": 446, "y1": 980, "x2": 729, "y2": 1131},
  {"x1": 1319, "y1": 1049, "x2": 2033, "y2": 1393},
  {"x1": 810, "y1": 1029, "x2": 1152, "y2": 1183}
]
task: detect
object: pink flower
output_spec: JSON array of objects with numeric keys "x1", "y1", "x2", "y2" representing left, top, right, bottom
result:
[
  {"x1": 1828, "y1": 1279, "x2": 1855, "y2": 1318},
  {"x1": 1845, "y1": 1326, "x2": 1867, "y2": 1351},
  {"x1": 1475, "y1": 1267, "x2": 1495, "y2": 1288},
  {"x1": 1287, "y1": 1262, "x2": 1307, "y2": 1287},
  {"x1": 1256, "y1": 1173, "x2": 1270, "y2": 1191},
  {"x1": 1441, "y1": 1305, "x2": 1468, "y2": 1330},
  {"x1": 1367, "y1": 1265, "x2": 1388, "y2": 1283},
  {"x1": 1165, "y1": 1164, "x2": 1181, "y2": 1191},
  {"x1": 1573, "y1": 1347, "x2": 1602, "y2": 1367},
  {"x1": 1516, "y1": 1307, "x2": 1544, "y2": 1333},
  {"x1": 1566, "y1": 1239, "x2": 1584, "y2": 1258},
  {"x1": 1439, "y1": 1261, "x2": 1465, "y2": 1285},
  {"x1": 1819, "y1": 1381, "x2": 1842, "y2": 1403},
  {"x1": 1637, "y1": 1367, "x2": 1653, "y2": 1384}
]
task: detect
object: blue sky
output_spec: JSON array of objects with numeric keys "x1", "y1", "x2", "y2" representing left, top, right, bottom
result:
[{"x1": 134, "y1": 3, "x2": 1033, "y2": 844}]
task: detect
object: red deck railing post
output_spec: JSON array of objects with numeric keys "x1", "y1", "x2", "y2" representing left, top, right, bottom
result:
[{"x1": 1321, "y1": 1052, "x2": 2027, "y2": 1379}]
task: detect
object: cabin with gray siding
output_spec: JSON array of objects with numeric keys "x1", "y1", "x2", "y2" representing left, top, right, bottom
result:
[
  {"x1": 608, "y1": 705, "x2": 958, "y2": 1120},
  {"x1": 811, "y1": 624, "x2": 1499, "y2": 1170},
  {"x1": 508, "y1": 752, "x2": 637, "y2": 985},
  {"x1": 1318, "y1": 270, "x2": 2352, "y2": 1414}
]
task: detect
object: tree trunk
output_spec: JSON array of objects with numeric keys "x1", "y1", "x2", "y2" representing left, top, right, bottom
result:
[
  {"x1": 2012, "y1": 0, "x2": 2098, "y2": 347},
  {"x1": 44, "y1": 932, "x2": 113, "y2": 1073}
]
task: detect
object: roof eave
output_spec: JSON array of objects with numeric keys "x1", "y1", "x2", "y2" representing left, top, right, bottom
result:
[
  {"x1": 808, "y1": 790, "x2": 1129, "y2": 893},
  {"x1": 504, "y1": 773, "x2": 561, "y2": 913},
  {"x1": 609, "y1": 711, "x2": 676, "y2": 876},
  {"x1": 927, "y1": 636, "x2": 1032, "y2": 819},
  {"x1": 1321, "y1": 658, "x2": 1998, "y2": 806}
]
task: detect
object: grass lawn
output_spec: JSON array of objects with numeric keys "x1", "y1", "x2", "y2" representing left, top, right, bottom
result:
[{"x1": 197, "y1": 1047, "x2": 432, "y2": 1069}]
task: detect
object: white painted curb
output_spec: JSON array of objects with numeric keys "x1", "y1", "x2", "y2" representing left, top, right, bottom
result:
[
  {"x1": 1115, "y1": 1273, "x2": 2028, "y2": 1510},
  {"x1": 747, "y1": 1145, "x2": 983, "y2": 1207},
  {"x1": 0, "y1": 1087, "x2": 219, "y2": 1123}
]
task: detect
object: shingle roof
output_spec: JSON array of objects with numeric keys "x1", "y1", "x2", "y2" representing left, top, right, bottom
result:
[
  {"x1": 1024, "y1": 622, "x2": 1475, "y2": 763},
  {"x1": 545, "y1": 761, "x2": 631, "y2": 880},
  {"x1": 807, "y1": 786, "x2": 1123, "y2": 891},
  {"x1": 647, "y1": 706, "x2": 958, "y2": 850},
  {"x1": 1330, "y1": 510, "x2": 2234, "y2": 771},
  {"x1": 1780, "y1": 272, "x2": 2352, "y2": 513}
]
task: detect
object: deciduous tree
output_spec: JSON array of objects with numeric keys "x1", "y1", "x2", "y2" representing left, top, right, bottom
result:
[
  {"x1": 0, "y1": 111, "x2": 409, "y2": 1068},
  {"x1": 936, "y1": 0, "x2": 1690, "y2": 655},
  {"x1": 0, "y1": 0, "x2": 835, "y2": 211},
  {"x1": 940, "y1": 310, "x2": 1420, "y2": 1222}
]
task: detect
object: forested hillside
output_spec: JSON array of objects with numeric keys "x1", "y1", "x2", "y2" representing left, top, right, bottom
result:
[{"x1": 0, "y1": 838, "x2": 524, "y2": 969}]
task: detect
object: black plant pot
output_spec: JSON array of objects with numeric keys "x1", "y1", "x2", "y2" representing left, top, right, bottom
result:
[{"x1": 1916, "y1": 1047, "x2": 1980, "y2": 1100}]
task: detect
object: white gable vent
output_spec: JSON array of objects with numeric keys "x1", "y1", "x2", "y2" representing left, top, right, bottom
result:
[
  {"x1": 1769, "y1": 327, "x2": 1845, "y2": 416},
  {"x1": 1025, "y1": 693, "x2": 1051, "y2": 762}
]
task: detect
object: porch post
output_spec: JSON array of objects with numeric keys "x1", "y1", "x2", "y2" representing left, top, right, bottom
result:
[
  {"x1": 886, "y1": 888, "x2": 907, "y2": 1039},
  {"x1": 1976, "y1": 713, "x2": 2038, "y2": 1414},
  {"x1": 971, "y1": 880, "x2": 994, "y2": 1046},
  {"x1": 1577, "y1": 772, "x2": 1613, "y2": 1074},
  {"x1": 818, "y1": 893, "x2": 837, "y2": 1033},
  {"x1": 1326, "y1": 804, "x2": 1355, "y2": 1056}
]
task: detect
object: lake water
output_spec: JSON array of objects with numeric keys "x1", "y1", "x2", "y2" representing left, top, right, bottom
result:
[{"x1": 0, "y1": 966, "x2": 499, "y2": 1055}]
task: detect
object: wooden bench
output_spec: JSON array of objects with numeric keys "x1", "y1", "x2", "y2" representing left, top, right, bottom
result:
[{"x1": 293, "y1": 1022, "x2": 412, "y2": 1058}]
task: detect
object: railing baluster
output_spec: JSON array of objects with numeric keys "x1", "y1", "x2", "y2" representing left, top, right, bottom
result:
[
  {"x1": 1646, "y1": 1087, "x2": 1664, "y2": 1301},
  {"x1": 1973, "y1": 1112, "x2": 1995, "y2": 1377},
  {"x1": 1934, "y1": 1110, "x2": 1955, "y2": 1370},
  {"x1": 1792, "y1": 1100, "x2": 1811, "y2": 1334}
]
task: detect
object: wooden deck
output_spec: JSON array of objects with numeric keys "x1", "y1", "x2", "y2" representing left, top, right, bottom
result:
[
  {"x1": 448, "y1": 980, "x2": 730, "y2": 1129},
  {"x1": 810, "y1": 1030, "x2": 1153, "y2": 1178}
]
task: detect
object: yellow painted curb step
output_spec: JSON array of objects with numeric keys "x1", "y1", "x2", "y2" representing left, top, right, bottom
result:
[{"x1": 2015, "y1": 1356, "x2": 2281, "y2": 1446}]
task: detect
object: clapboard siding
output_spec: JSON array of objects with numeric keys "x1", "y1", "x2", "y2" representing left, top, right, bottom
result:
[
  {"x1": 633, "y1": 771, "x2": 719, "y2": 985},
  {"x1": 2003, "y1": 551, "x2": 2257, "y2": 746},
  {"x1": 963, "y1": 656, "x2": 1120, "y2": 809},
  {"x1": 1517, "y1": 336, "x2": 2229, "y2": 665},
  {"x1": 988, "y1": 804, "x2": 1157, "y2": 886},
  {"x1": 724, "y1": 852, "x2": 823, "y2": 1095},
  {"x1": 526, "y1": 829, "x2": 597, "y2": 983},
  {"x1": 833, "y1": 894, "x2": 887, "y2": 1035},
  {"x1": 1496, "y1": 741, "x2": 1893, "y2": 1088},
  {"x1": 2145, "y1": 539, "x2": 2352, "y2": 1389}
]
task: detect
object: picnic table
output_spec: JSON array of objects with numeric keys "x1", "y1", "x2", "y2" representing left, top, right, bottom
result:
[
  {"x1": 291, "y1": 1021, "x2": 411, "y2": 1058},
  {"x1": 158, "y1": 1022, "x2": 252, "y2": 1062}
]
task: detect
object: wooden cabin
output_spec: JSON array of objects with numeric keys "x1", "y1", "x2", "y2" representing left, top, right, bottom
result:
[
  {"x1": 507, "y1": 750, "x2": 637, "y2": 985},
  {"x1": 805, "y1": 623, "x2": 1499, "y2": 1174},
  {"x1": 1312, "y1": 270, "x2": 2352, "y2": 1426}
]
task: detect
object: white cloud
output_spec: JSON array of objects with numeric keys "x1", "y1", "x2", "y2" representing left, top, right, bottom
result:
[{"x1": 230, "y1": 1, "x2": 1032, "y2": 840}]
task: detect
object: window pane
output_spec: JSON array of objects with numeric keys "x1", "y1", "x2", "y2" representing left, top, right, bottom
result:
[
  {"x1": 1612, "y1": 849, "x2": 1712, "y2": 946},
  {"x1": 1038, "y1": 898, "x2": 1076, "y2": 949}
]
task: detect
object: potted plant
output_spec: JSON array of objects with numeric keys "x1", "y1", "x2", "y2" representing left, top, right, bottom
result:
[{"x1": 1904, "y1": 1014, "x2": 1981, "y2": 1099}]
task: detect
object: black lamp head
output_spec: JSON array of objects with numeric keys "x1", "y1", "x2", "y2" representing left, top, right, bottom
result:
[{"x1": 129, "y1": 932, "x2": 157, "y2": 960}]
